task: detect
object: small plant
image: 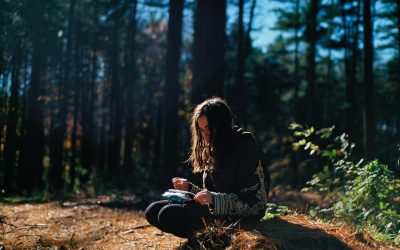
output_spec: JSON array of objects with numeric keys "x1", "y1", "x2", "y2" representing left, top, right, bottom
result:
[
  {"x1": 290, "y1": 122, "x2": 355, "y2": 194},
  {"x1": 289, "y1": 122, "x2": 400, "y2": 242},
  {"x1": 334, "y1": 160, "x2": 400, "y2": 235},
  {"x1": 262, "y1": 203, "x2": 290, "y2": 221}
]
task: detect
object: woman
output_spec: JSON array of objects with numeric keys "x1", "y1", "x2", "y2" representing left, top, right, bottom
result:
[{"x1": 145, "y1": 97, "x2": 269, "y2": 238}]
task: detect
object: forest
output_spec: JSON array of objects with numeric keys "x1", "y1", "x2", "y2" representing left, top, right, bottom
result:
[{"x1": 0, "y1": 0, "x2": 400, "y2": 249}]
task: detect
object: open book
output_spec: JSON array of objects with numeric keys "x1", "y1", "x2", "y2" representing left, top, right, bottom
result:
[{"x1": 162, "y1": 189, "x2": 195, "y2": 203}]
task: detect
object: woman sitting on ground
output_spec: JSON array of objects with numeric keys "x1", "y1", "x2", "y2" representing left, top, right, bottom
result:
[{"x1": 145, "y1": 97, "x2": 269, "y2": 238}]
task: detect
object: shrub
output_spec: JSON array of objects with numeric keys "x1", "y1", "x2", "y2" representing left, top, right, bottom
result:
[{"x1": 289, "y1": 122, "x2": 400, "y2": 241}]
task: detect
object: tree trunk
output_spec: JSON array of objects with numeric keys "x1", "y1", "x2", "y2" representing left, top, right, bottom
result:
[
  {"x1": 0, "y1": 46, "x2": 3, "y2": 79},
  {"x1": 323, "y1": 48, "x2": 332, "y2": 126},
  {"x1": 18, "y1": 52, "x2": 29, "y2": 175},
  {"x1": 0, "y1": 3, "x2": 4, "y2": 77},
  {"x1": 3, "y1": 40, "x2": 21, "y2": 193},
  {"x1": 162, "y1": 0, "x2": 184, "y2": 186},
  {"x1": 305, "y1": 0, "x2": 319, "y2": 126},
  {"x1": 49, "y1": 0, "x2": 76, "y2": 191},
  {"x1": 19, "y1": 1, "x2": 46, "y2": 192},
  {"x1": 363, "y1": 0, "x2": 374, "y2": 156},
  {"x1": 294, "y1": 0, "x2": 301, "y2": 100},
  {"x1": 123, "y1": 0, "x2": 138, "y2": 187},
  {"x1": 342, "y1": 0, "x2": 361, "y2": 141},
  {"x1": 153, "y1": 103, "x2": 163, "y2": 184},
  {"x1": 397, "y1": 0, "x2": 400, "y2": 140},
  {"x1": 349, "y1": 0, "x2": 361, "y2": 140},
  {"x1": 245, "y1": 0, "x2": 256, "y2": 57},
  {"x1": 233, "y1": 0, "x2": 245, "y2": 122},
  {"x1": 191, "y1": 0, "x2": 226, "y2": 104},
  {"x1": 107, "y1": 11, "x2": 123, "y2": 182},
  {"x1": 242, "y1": 0, "x2": 256, "y2": 126},
  {"x1": 80, "y1": 0, "x2": 99, "y2": 186},
  {"x1": 70, "y1": 25, "x2": 84, "y2": 191},
  {"x1": 70, "y1": 87, "x2": 79, "y2": 191}
]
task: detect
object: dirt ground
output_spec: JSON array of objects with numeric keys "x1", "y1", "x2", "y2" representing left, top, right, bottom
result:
[
  {"x1": 0, "y1": 196, "x2": 396, "y2": 250},
  {"x1": 0, "y1": 201, "x2": 184, "y2": 249}
]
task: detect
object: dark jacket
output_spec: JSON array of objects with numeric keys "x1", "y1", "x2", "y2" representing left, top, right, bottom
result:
[{"x1": 188, "y1": 126, "x2": 269, "y2": 217}]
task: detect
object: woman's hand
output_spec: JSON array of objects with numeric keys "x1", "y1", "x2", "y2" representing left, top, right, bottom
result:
[
  {"x1": 172, "y1": 177, "x2": 189, "y2": 191},
  {"x1": 194, "y1": 190, "x2": 213, "y2": 205}
]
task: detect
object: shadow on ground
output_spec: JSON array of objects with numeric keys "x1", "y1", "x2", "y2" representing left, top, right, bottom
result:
[
  {"x1": 178, "y1": 215, "x2": 387, "y2": 250},
  {"x1": 240, "y1": 217, "x2": 350, "y2": 250}
]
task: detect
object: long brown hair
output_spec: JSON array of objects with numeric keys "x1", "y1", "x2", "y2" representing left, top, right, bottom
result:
[{"x1": 188, "y1": 97, "x2": 234, "y2": 173}]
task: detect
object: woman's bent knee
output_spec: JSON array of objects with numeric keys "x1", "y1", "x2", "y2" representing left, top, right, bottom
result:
[
  {"x1": 145, "y1": 200, "x2": 170, "y2": 226},
  {"x1": 158, "y1": 204, "x2": 192, "y2": 238}
]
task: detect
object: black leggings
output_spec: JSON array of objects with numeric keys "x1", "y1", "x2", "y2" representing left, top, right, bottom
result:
[{"x1": 145, "y1": 200, "x2": 212, "y2": 238}]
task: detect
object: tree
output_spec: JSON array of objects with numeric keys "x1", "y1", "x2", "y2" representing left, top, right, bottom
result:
[
  {"x1": 294, "y1": 0, "x2": 301, "y2": 99},
  {"x1": 3, "y1": 38, "x2": 22, "y2": 192},
  {"x1": 397, "y1": 0, "x2": 400, "y2": 141},
  {"x1": 191, "y1": 0, "x2": 226, "y2": 104},
  {"x1": 18, "y1": 0, "x2": 46, "y2": 192},
  {"x1": 270, "y1": 0, "x2": 307, "y2": 122},
  {"x1": 162, "y1": 0, "x2": 184, "y2": 186},
  {"x1": 123, "y1": 0, "x2": 138, "y2": 186},
  {"x1": 233, "y1": 0, "x2": 245, "y2": 121},
  {"x1": 107, "y1": 1, "x2": 124, "y2": 181},
  {"x1": 70, "y1": 5, "x2": 85, "y2": 191},
  {"x1": 49, "y1": 0, "x2": 76, "y2": 191},
  {"x1": 304, "y1": 0, "x2": 320, "y2": 126},
  {"x1": 80, "y1": 0, "x2": 100, "y2": 187},
  {"x1": 340, "y1": 0, "x2": 361, "y2": 141},
  {"x1": 363, "y1": 0, "x2": 374, "y2": 156},
  {"x1": 398, "y1": 0, "x2": 400, "y2": 83}
]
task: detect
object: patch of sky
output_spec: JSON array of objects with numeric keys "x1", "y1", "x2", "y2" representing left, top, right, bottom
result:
[{"x1": 247, "y1": 0, "x2": 283, "y2": 51}]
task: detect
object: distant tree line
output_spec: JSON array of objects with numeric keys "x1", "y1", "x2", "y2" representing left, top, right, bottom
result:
[{"x1": 0, "y1": 0, "x2": 399, "y2": 195}]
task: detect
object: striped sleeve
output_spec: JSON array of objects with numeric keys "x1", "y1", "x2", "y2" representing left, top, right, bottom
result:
[
  {"x1": 210, "y1": 183, "x2": 266, "y2": 217},
  {"x1": 211, "y1": 192, "x2": 230, "y2": 214},
  {"x1": 209, "y1": 136, "x2": 269, "y2": 217}
]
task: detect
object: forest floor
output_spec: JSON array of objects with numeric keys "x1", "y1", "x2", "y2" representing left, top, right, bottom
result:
[
  {"x1": 0, "y1": 193, "x2": 397, "y2": 250},
  {"x1": 0, "y1": 196, "x2": 184, "y2": 249}
]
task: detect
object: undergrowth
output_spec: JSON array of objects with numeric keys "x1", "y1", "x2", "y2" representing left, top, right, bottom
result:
[
  {"x1": 262, "y1": 203, "x2": 290, "y2": 221},
  {"x1": 289, "y1": 122, "x2": 400, "y2": 245}
]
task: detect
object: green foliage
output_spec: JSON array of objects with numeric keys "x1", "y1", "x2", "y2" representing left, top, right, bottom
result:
[
  {"x1": 262, "y1": 203, "x2": 290, "y2": 221},
  {"x1": 290, "y1": 122, "x2": 400, "y2": 242},
  {"x1": 75, "y1": 166, "x2": 89, "y2": 177},
  {"x1": 0, "y1": 190, "x2": 47, "y2": 203},
  {"x1": 290, "y1": 122, "x2": 355, "y2": 194},
  {"x1": 334, "y1": 160, "x2": 400, "y2": 235}
]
